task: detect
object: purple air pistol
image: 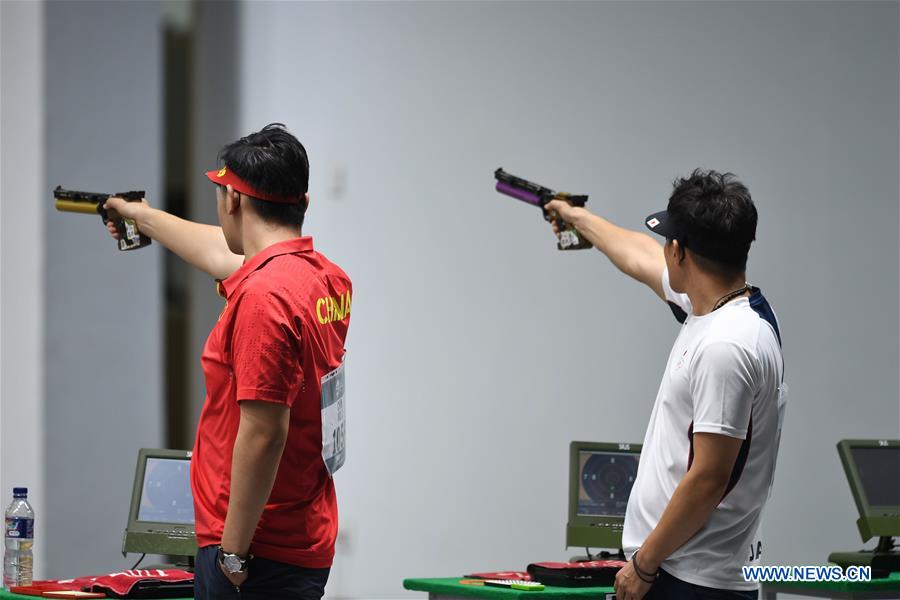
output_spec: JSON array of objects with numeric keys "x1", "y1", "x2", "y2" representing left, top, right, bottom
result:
[{"x1": 494, "y1": 168, "x2": 591, "y2": 250}]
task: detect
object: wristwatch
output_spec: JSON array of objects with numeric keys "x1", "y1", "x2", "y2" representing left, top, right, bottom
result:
[{"x1": 217, "y1": 546, "x2": 252, "y2": 575}]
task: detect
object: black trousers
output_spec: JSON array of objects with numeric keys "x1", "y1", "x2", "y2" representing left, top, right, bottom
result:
[
  {"x1": 194, "y1": 545, "x2": 330, "y2": 600},
  {"x1": 644, "y1": 569, "x2": 758, "y2": 600}
]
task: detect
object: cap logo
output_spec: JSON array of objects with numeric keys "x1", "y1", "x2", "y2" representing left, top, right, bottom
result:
[
  {"x1": 648, "y1": 218, "x2": 660, "y2": 228},
  {"x1": 217, "y1": 167, "x2": 227, "y2": 178}
]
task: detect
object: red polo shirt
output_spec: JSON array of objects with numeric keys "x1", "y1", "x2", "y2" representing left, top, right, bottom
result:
[{"x1": 191, "y1": 237, "x2": 351, "y2": 568}]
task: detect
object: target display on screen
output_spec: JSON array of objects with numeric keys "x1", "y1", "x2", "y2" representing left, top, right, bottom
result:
[
  {"x1": 137, "y1": 457, "x2": 194, "y2": 524},
  {"x1": 577, "y1": 450, "x2": 639, "y2": 517}
]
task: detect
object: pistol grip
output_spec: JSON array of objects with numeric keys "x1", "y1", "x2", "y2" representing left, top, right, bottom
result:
[
  {"x1": 103, "y1": 206, "x2": 150, "y2": 250},
  {"x1": 97, "y1": 201, "x2": 111, "y2": 225},
  {"x1": 115, "y1": 218, "x2": 129, "y2": 239}
]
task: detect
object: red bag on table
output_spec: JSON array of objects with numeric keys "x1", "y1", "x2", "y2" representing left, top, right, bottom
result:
[{"x1": 22, "y1": 569, "x2": 193, "y2": 598}]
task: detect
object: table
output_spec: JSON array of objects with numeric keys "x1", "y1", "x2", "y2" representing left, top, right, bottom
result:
[
  {"x1": 403, "y1": 577, "x2": 614, "y2": 600},
  {"x1": 405, "y1": 574, "x2": 900, "y2": 600},
  {"x1": 760, "y1": 572, "x2": 900, "y2": 599}
]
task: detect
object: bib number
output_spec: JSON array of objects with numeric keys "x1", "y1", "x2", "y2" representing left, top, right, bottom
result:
[{"x1": 321, "y1": 361, "x2": 346, "y2": 476}]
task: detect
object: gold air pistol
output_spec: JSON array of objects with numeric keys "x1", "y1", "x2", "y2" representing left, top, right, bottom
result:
[{"x1": 53, "y1": 186, "x2": 151, "y2": 251}]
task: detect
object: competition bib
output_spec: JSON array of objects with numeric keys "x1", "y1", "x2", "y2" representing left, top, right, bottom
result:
[{"x1": 320, "y1": 361, "x2": 346, "y2": 476}]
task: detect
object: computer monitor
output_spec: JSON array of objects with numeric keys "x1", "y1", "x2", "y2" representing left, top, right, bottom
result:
[
  {"x1": 566, "y1": 441, "x2": 642, "y2": 551},
  {"x1": 122, "y1": 448, "x2": 197, "y2": 557},
  {"x1": 836, "y1": 439, "x2": 900, "y2": 542}
]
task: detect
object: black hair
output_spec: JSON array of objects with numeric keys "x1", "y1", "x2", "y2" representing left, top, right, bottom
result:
[
  {"x1": 666, "y1": 169, "x2": 757, "y2": 276},
  {"x1": 218, "y1": 123, "x2": 309, "y2": 229}
]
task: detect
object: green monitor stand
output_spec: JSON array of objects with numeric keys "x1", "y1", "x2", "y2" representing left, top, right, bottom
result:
[{"x1": 829, "y1": 536, "x2": 899, "y2": 578}]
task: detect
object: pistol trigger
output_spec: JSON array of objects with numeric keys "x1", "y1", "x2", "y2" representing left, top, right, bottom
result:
[
  {"x1": 97, "y1": 201, "x2": 109, "y2": 224},
  {"x1": 540, "y1": 206, "x2": 553, "y2": 222}
]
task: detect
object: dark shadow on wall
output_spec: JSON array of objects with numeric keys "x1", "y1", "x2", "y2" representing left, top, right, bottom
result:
[
  {"x1": 164, "y1": 0, "x2": 242, "y2": 450},
  {"x1": 187, "y1": 0, "x2": 241, "y2": 440}
]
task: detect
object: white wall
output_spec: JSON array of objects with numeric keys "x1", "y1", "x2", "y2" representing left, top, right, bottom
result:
[
  {"x1": 1, "y1": 0, "x2": 47, "y2": 579},
  {"x1": 42, "y1": 0, "x2": 164, "y2": 578},
  {"x1": 237, "y1": 2, "x2": 899, "y2": 597}
]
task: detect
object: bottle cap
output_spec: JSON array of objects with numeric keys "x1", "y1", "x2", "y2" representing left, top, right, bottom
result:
[{"x1": 12, "y1": 487, "x2": 27, "y2": 497}]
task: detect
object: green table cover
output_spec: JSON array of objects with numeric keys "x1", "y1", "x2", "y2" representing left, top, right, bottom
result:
[
  {"x1": 405, "y1": 572, "x2": 900, "y2": 599},
  {"x1": 404, "y1": 577, "x2": 614, "y2": 599}
]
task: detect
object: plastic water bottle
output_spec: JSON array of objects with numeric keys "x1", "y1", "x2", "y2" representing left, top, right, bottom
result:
[{"x1": 4, "y1": 487, "x2": 34, "y2": 589}]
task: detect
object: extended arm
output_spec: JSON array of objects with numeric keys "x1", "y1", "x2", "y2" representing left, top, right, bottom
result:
[
  {"x1": 545, "y1": 201, "x2": 666, "y2": 301},
  {"x1": 105, "y1": 197, "x2": 243, "y2": 279}
]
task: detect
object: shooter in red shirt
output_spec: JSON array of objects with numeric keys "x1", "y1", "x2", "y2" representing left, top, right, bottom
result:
[{"x1": 105, "y1": 123, "x2": 351, "y2": 599}]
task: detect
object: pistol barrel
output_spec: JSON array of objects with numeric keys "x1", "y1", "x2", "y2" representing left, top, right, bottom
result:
[
  {"x1": 495, "y1": 180, "x2": 543, "y2": 206},
  {"x1": 55, "y1": 199, "x2": 100, "y2": 215}
]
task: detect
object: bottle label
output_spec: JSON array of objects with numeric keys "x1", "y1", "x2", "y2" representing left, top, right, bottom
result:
[{"x1": 5, "y1": 517, "x2": 34, "y2": 539}]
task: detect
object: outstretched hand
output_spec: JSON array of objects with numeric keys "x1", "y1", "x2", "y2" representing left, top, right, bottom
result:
[
  {"x1": 544, "y1": 198, "x2": 584, "y2": 236},
  {"x1": 103, "y1": 196, "x2": 150, "y2": 239}
]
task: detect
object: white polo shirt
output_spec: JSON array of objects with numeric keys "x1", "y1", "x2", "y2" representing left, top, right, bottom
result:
[{"x1": 622, "y1": 269, "x2": 786, "y2": 590}]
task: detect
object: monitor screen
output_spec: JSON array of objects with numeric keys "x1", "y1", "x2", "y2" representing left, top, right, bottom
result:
[
  {"x1": 137, "y1": 457, "x2": 194, "y2": 524},
  {"x1": 850, "y1": 446, "x2": 900, "y2": 507},
  {"x1": 577, "y1": 450, "x2": 639, "y2": 518}
]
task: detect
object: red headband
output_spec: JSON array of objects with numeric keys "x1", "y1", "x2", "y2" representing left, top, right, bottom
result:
[{"x1": 205, "y1": 166, "x2": 304, "y2": 204}]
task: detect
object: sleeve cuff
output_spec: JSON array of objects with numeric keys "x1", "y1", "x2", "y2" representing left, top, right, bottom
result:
[
  {"x1": 235, "y1": 387, "x2": 294, "y2": 405},
  {"x1": 692, "y1": 422, "x2": 747, "y2": 440}
]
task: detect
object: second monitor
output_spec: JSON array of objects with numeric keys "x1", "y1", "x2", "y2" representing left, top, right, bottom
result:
[{"x1": 567, "y1": 441, "x2": 642, "y2": 552}]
